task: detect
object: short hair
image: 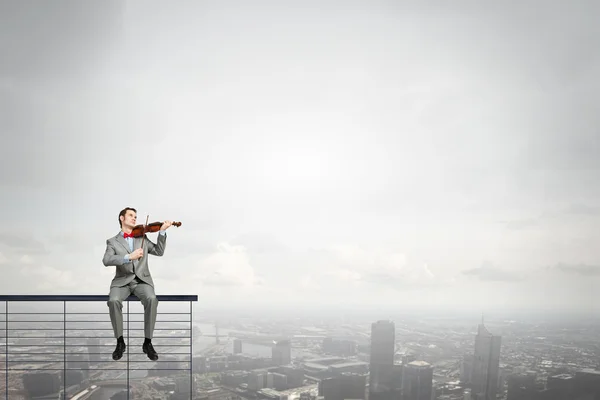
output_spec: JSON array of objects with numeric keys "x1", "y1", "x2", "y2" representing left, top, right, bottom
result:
[{"x1": 118, "y1": 207, "x2": 137, "y2": 228}]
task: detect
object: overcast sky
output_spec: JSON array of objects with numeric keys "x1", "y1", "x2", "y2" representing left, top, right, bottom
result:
[{"x1": 1, "y1": 0, "x2": 599, "y2": 315}]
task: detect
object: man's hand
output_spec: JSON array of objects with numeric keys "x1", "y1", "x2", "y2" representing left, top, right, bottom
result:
[
  {"x1": 160, "y1": 220, "x2": 173, "y2": 231},
  {"x1": 130, "y1": 248, "x2": 144, "y2": 260}
]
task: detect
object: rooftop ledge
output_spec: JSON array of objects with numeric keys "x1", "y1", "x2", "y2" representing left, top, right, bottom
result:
[{"x1": 0, "y1": 295, "x2": 197, "y2": 302}]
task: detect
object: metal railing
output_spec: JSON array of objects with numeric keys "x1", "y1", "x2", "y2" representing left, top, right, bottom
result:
[{"x1": 0, "y1": 294, "x2": 198, "y2": 400}]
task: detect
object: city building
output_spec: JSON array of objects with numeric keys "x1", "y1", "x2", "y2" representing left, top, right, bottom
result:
[
  {"x1": 319, "y1": 373, "x2": 366, "y2": 400},
  {"x1": 471, "y1": 321, "x2": 501, "y2": 400},
  {"x1": 322, "y1": 338, "x2": 357, "y2": 357},
  {"x1": 401, "y1": 360, "x2": 433, "y2": 400},
  {"x1": 234, "y1": 339, "x2": 243, "y2": 354},
  {"x1": 272, "y1": 339, "x2": 292, "y2": 366},
  {"x1": 368, "y1": 320, "x2": 395, "y2": 400}
]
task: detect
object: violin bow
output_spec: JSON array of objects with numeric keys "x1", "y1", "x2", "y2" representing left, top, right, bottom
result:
[{"x1": 140, "y1": 215, "x2": 149, "y2": 252}]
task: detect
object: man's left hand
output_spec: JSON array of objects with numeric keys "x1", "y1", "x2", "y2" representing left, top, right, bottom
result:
[{"x1": 160, "y1": 220, "x2": 173, "y2": 231}]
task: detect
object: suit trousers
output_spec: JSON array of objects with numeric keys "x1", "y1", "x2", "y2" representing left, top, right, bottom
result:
[{"x1": 107, "y1": 276, "x2": 158, "y2": 339}]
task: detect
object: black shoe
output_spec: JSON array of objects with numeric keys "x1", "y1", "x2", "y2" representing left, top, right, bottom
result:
[
  {"x1": 143, "y1": 341, "x2": 158, "y2": 361},
  {"x1": 112, "y1": 340, "x2": 126, "y2": 361}
]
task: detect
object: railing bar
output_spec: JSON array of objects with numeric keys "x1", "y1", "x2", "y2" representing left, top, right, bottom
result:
[
  {"x1": 5, "y1": 360, "x2": 191, "y2": 363},
  {"x1": 5, "y1": 327, "x2": 192, "y2": 330},
  {"x1": 8, "y1": 360, "x2": 191, "y2": 364},
  {"x1": 5, "y1": 301, "x2": 8, "y2": 400},
  {"x1": 3, "y1": 352, "x2": 192, "y2": 355},
  {"x1": 3, "y1": 344, "x2": 188, "y2": 346},
  {"x1": 6, "y1": 368, "x2": 190, "y2": 370},
  {"x1": 0, "y1": 296, "x2": 197, "y2": 301},
  {"x1": 2, "y1": 325, "x2": 191, "y2": 327},
  {"x1": 5, "y1": 344, "x2": 191, "y2": 347},
  {"x1": 1, "y1": 321, "x2": 190, "y2": 328},
  {"x1": 190, "y1": 300, "x2": 193, "y2": 398},
  {"x1": 1, "y1": 320, "x2": 191, "y2": 323},
  {"x1": 1, "y1": 369, "x2": 195, "y2": 372},
  {"x1": 63, "y1": 300, "x2": 66, "y2": 400},
  {"x1": 19, "y1": 345, "x2": 184, "y2": 348},
  {"x1": 4, "y1": 312, "x2": 191, "y2": 314},
  {"x1": 3, "y1": 336, "x2": 191, "y2": 339},
  {"x1": 5, "y1": 329, "x2": 192, "y2": 331},
  {"x1": 127, "y1": 299, "x2": 129, "y2": 400}
]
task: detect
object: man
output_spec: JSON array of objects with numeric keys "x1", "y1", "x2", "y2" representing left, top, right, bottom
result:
[{"x1": 102, "y1": 207, "x2": 173, "y2": 361}]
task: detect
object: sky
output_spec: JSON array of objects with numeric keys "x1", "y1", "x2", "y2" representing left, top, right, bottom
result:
[{"x1": 1, "y1": 0, "x2": 599, "y2": 315}]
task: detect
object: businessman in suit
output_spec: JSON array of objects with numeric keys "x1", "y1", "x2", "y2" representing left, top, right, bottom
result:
[{"x1": 102, "y1": 207, "x2": 173, "y2": 361}]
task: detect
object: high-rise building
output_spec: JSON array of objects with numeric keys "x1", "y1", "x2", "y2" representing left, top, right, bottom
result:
[
  {"x1": 461, "y1": 353, "x2": 474, "y2": 385},
  {"x1": 471, "y1": 321, "x2": 501, "y2": 400},
  {"x1": 278, "y1": 365, "x2": 305, "y2": 388},
  {"x1": 86, "y1": 338, "x2": 100, "y2": 365},
  {"x1": 69, "y1": 349, "x2": 90, "y2": 373},
  {"x1": 249, "y1": 371, "x2": 266, "y2": 391},
  {"x1": 401, "y1": 354, "x2": 416, "y2": 365},
  {"x1": 391, "y1": 363, "x2": 403, "y2": 390},
  {"x1": 322, "y1": 337, "x2": 357, "y2": 356},
  {"x1": 271, "y1": 372, "x2": 287, "y2": 390},
  {"x1": 272, "y1": 339, "x2": 292, "y2": 366},
  {"x1": 234, "y1": 339, "x2": 243, "y2": 354},
  {"x1": 319, "y1": 373, "x2": 366, "y2": 400},
  {"x1": 464, "y1": 388, "x2": 472, "y2": 400},
  {"x1": 22, "y1": 371, "x2": 61, "y2": 398},
  {"x1": 368, "y1": 320, "x2": 395, "y2": 400},
  {"x1": 401, "y1": 360, "x2": 433, "y2": 400}
]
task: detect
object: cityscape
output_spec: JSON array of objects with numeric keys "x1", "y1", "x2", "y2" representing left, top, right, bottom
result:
[{"x1": 2, "y1": 308, "x2": 600, "y2": 399}]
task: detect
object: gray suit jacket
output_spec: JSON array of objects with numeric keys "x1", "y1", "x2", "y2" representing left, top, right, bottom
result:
[{"x1": 102, "y1": 231, "x2": 167, "y2": 288}]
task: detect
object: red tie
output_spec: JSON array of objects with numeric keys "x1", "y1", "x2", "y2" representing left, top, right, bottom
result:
[{"x1": 123, "y1": 232, "x2": 134, "y2": 239}]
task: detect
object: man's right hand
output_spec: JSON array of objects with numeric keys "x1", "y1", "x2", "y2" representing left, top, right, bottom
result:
[{"x1": 130, "y1": 248, "x2": 144, "y2": 260}]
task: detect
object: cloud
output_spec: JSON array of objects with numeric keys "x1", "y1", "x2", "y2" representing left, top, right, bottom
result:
[
  {"x1": 0, "y1": 238, "x2": 265, "y2": 298},
  {"x1": 0, "y1": 232, "x2": 49, "y2": 255},
  {"x1": 18, "y1": 255, "x2": 34, "y2": 265},
  {"x1": 563, "y1": 204, "x2": 600, "y2": 216},
  {"x1": 229, "y1": 232, "x2": 288, "y2": 254},
  {"x1": 550, "y1": 262, "x2": 600, "y2": 276},
  {"x1": 157, "y1": 230, "x2": 222, "y2": 258},
  {"x1": 300, "y1": 245, "x2": 441, "y2": 293},
  {"x1": 503, "y1": 218, "x2": 540, "y2": 230},
  {"x1": 361, "y1": 262, "x2": 437, "y2": 289},
  {"x1": 462, "y1": 262, "x2": 523, "y2": 282},
  {"x1": 500, "y1": 205, "x2": 600, "y2": 231},
  {"x1": 5, "y1": 262, "x2": 102, "y2": 295},
  {"x1": 499, "y1": 204, "x2": 600, "y2": 233},
  {"x1": 195, "y1": 242, "x2": 264, "y2": 288}
]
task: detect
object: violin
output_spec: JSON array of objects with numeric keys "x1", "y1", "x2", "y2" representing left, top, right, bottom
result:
[{"x1": 131, "y1": 220, "x2": 182, "y2": 238}]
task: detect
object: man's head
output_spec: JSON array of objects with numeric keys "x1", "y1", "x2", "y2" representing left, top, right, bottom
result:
[{"x1": 119, "y1": 207, "x2": 137, "y2": 229}]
